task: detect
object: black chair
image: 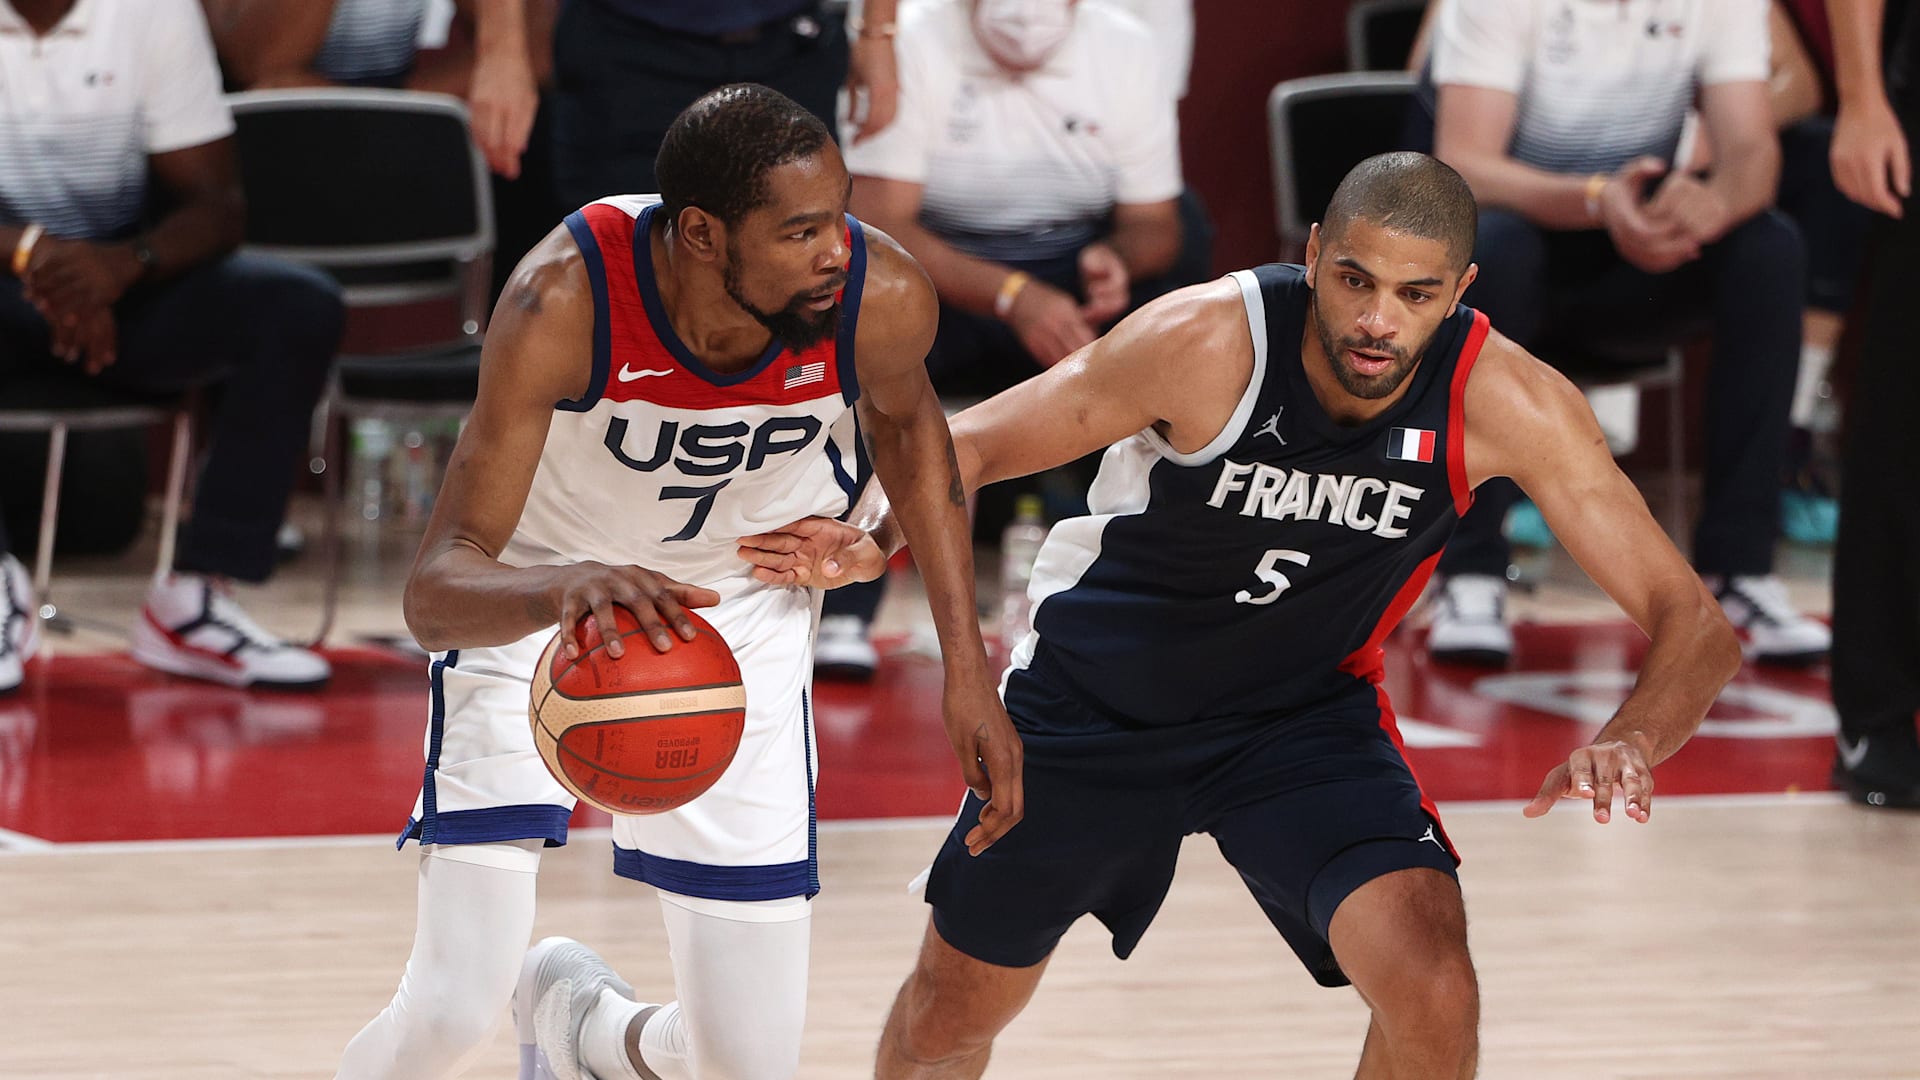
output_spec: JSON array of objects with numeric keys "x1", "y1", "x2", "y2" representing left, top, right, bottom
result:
[
  {"x1": 1347, "y1": 0, "x2": 1431, "y2": 72},
  {"x1": 1267, "y1": 72, "x2": 1418, "y2": 260},
  {"x1": 1266, "y1": 73, "x2": 1686, "y2": 536},
  {"x1": 227, "y1": 88, "x2": 495, "y2": 644},
  {"x1": 0, "y1": 376, "x2": 193, "y2": 631}
]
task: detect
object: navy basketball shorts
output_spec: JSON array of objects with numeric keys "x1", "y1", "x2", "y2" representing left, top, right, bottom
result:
[{"x1": 925, "y1": 669, "x2": 1460, "y2": 988}]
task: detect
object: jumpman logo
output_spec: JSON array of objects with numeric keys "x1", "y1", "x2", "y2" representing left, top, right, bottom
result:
[
  {"x1": 1417, "y1": 824, "x2": 1443, "y2": 848},
  {"x1": 1255, "y1": 408, "x2": 1287, "y2": 445}
]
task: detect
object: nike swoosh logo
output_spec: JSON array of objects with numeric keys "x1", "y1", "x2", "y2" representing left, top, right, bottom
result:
[
  {"x1": 1838, "y1": 735, "x2": 1870, "y2": 770},
  {"x1": 617, "y1": 365, "x2": 673, "y2": 382}
]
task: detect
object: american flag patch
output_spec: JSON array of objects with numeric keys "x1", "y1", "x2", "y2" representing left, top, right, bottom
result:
[
  {"x1": 784, "y1": 361, "x2": 827, "y2": 389},
  {"x1": 1386, "y1": 427, "x2": 1435, "y2": 463}
]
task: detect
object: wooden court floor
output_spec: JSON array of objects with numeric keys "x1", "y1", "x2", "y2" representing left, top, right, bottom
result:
[{"x1": 3, "y1": 796, "x2": 1916, "y2": 1079}]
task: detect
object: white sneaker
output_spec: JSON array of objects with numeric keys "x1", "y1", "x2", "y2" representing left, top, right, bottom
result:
[
  {"x1": 1426, "y1": 574, "x2": 1513, "y2": 667},
  {"x1": 130, "y1": 573, "x2": 331, "y2": 689},
  {"x1": 813, "y1": 614, "x2": 877, "y2": 681},
  {"x1": 0, "y1": 554, "x2": 39, "y2": 695},
  {"x1": 1705, "y1": 574, "x2": 1830, "y2": 666},
  {"x1": 515, "y1": 936, "x2": 636, "y2": 1080}
]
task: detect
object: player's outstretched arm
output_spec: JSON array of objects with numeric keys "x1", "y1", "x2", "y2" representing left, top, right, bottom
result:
[
  {"x1": 404, "y1": 226, "x2": 718, "y2": 659},
  {"x1": 740, "y1": 277, "x2": 1250, "y2": 577},
  {"x1": 1464, "y1": 335, "x2": 1741, "y2": 824},
  {"x1": 849, "y1": 228, "x2": 1023, "y2": 853}
]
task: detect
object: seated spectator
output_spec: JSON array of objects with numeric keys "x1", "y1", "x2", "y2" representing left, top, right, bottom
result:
[
  {"x1": 1424, "y1": 0, "x2": 1828, "y2": 667},
  {"x1": 203, "y1": 0, "x2": 541, "y2": 180},
  {"x1": 842, "y1": 0, "x2": 1196, "y2": 392},
  {"x1": 814, "y1": 0, "x2": 1208, "y2": 677},
  {"x1": 0, "y1": 0, "x2": 343, "y2": 695}
]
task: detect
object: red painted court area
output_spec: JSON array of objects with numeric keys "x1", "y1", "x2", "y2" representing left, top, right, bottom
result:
[{"x1": 0, "y1": 623, "x2": 1839, "y2": 844}]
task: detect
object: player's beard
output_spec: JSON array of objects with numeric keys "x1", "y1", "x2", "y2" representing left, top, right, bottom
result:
[
  {"x1": 723, "y1": 241, "x2": 842, "y2": 353},
  {"x1": 1310, "y1": 288, "x2": 1424, "y2": 400}
]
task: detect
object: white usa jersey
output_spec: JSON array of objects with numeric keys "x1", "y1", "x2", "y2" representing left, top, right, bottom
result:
[{"x1": 501, "y1": 195, "x2": 868, "y2": 594}]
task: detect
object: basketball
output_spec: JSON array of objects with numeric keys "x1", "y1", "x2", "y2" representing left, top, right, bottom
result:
[{"x1": 529, "y1": 606, "x2": 747, "y2": 816}]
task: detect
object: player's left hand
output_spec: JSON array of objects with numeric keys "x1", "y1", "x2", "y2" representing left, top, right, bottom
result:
[
  {"x1": 737, "y1": 517, "x2": 887, "y2": 588},
  {"x1": 1524, "y1": 738, "x2": 1654, "y2": 824},
  {"x1": 944, "y1": 676, "x2": 1024, "y2": 855}
]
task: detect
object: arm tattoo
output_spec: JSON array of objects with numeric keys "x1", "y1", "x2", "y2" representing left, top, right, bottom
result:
[{"x1": 944, "y1": 436, "x2": 965, "y2": 508}]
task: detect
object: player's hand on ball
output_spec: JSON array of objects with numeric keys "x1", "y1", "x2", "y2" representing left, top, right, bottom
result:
[
  {"x1": 945, "y1": 678, "x2": 1025, "y2": 855},
  {"x1": 737, "y1": 518, "x2": 886, "y2": 588},
  {"x1": 552, "y1": 561, "x2": 721, "y2": 661},
  {"x1": 1523, "y1": 738, "x2": 1655, "y2": 824}
]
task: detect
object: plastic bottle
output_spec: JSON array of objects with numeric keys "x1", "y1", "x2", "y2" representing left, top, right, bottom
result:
[
  {"x1": 348, "y1": 418, "x2": 394, "y2": 523},
  {"x1": 998, "y1": 494, "x2": 1048, "y2": 654}
]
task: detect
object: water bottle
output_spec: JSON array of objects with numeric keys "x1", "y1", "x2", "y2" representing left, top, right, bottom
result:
[
  {"x1": 998, "y1": 494, "x2": 1048, "y2": 654},
  {"x1": 348, "y1": 418, "x2": 394, "y2": 523}
]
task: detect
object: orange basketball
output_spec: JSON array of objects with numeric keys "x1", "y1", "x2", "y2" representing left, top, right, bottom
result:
[{"x1": 529, "y1": 606, "x2": 746, "y2": 816}]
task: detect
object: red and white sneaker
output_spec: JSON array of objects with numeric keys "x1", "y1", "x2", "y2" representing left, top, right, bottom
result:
[
  {"x1": 131, "y1": 573, "x2": 330, "y2": 690},
  {"x1": 0, "y1": 554, "x2": 39, "y2": 695}
]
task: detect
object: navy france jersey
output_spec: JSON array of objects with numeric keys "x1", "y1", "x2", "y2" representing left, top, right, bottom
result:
[{"x1": 1011, "y1": 263, "x2": 1490, "y2": 730}]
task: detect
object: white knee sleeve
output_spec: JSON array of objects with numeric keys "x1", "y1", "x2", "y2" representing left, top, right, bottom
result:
[
  {"x1": 334, "y1": 840, "x2": 543, "y2": 1080},
  {"x1": 637, "y1": 892, "x2": 811, "y2": 1080}
]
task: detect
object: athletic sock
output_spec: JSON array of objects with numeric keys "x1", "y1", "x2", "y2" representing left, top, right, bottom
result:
[{"x1": 580, "y1": 987, "x2": 648, "y2": 1080}]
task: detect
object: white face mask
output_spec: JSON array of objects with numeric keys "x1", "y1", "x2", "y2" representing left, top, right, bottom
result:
[{"x1": 972, "y1": 0, "x2": 1075, "y2": 71}]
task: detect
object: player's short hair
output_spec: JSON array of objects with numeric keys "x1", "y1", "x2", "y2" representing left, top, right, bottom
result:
[
  {"x1": 1322, "y1": 152, "x2": 1478, "y2": 273},
  {"x1": 655, "y1": 83, "x2": 834, "y2": 227}
]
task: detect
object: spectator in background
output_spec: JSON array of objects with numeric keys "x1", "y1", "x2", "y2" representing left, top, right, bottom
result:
[
  {"x1": 1825, "y1": 0, "x2": 1920, "y2": 808},
  {"x1": 814, "y1": 0, "x2": 1204, "y2": 676},
  {"x1": 1704, "y1": 1, "x2": 1869, "y2": 544},
  {"x1": 547, "y1": 0, "x2": 902, "y2": 207},
  {"x1": 1424, "y1": 0, "x2": 1829, "y2": 669},
  {"x1": 203, "y1": 0, "x2": 542, "y2": 180},
  {"x1": 0, "y1": 0, "x2": 343, "y2": 695}
]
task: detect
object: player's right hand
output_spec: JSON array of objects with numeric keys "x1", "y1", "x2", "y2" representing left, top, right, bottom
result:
[
  {"x1": 944, "y1": 676, "x2": 1025, "y2": 855},
  {"x1": 1006, "y1": 278, "x2": 1098, "y2": 367},
  {"x1": 551, "y1": 561, "x2": 720, "y2": 661},
  {"x1": 737, "y1": 517, "x2": 887, "y2": 588}
]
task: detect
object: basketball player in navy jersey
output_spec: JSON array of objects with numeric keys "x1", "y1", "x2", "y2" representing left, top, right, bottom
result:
[
  {"x1": 336, "y1": 85, "x2": 1021, "y2": 1080},
  {"x1": 740, "y1": 153, "x2": 1742, "y2": 1078}
]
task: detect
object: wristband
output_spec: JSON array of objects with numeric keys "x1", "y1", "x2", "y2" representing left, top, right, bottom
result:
[
  {"x1": 994, "y1": 271, "x2": 1031, "y2": 319},
  {"x1": 11, "y1": 223, "x2": 43, "y2": 277},
  {"x1": 847, "y1": 15, "x2": 897, "y2": 38},
  {"x1": 1584, "y1": 174, "x2": 1609, "y2": 222}
]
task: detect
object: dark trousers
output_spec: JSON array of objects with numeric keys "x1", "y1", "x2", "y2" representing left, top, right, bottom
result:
[
  {"x1": 1438, "y1": 207, "x2": 1804, "y2": 580},
  {"x1": 0, "y1": 253, "x2": 342, "y2": 582},
  {"x1": 1779, "y1": 117, "x2": 1872, "y2": 314},
  {"x1": 550, "y1": 0, "x2": 848, "y2": 208},
  {"x1": 1832, "y1": 129, "x2": 1920, "y2": 739}
]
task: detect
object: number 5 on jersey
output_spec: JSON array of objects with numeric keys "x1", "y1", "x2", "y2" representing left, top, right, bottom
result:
[{"x1": 1235, "y1": 548, "x2": 1311, "y2": 605}]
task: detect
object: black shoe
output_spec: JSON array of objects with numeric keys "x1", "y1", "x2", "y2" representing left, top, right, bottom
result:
[{"x1": 1831, "y1": 721, "x2": 1920, "y2": 809}]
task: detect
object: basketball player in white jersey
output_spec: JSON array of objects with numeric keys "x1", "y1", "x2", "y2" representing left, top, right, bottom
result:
[{"x1": 335, "y1": 84, "x2": 1023, "y2": 1080}]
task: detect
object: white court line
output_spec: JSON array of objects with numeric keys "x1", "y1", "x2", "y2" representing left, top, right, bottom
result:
[
  {"x1": 0, "y1": 792, "x2": 1850, "y2": 858},
  {"x1": 0, "y1": 826, "x2": 53, "y2": 852}
]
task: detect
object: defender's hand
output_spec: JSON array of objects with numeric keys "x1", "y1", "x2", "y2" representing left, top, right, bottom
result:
[
  {"x1": 737, "y1": 517, "x2": 887, "y2": 588},
  {"x1": 945, "y1": 676, "x2": 1025, "y2": 855},
  {"x1": 551, "y1": 561, "x2": 720, "y2": 660},
  {"x1": 1524, "y1": 738, "x2": 1655, "y2": 824}
]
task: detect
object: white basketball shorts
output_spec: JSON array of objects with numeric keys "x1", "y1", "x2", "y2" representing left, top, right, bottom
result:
[{"x1": 398, "y1": 585, "x2": 821, "y2": 901}]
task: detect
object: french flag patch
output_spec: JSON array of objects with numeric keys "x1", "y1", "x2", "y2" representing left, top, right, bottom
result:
[
  {"x1": 1386, "y1": 427, "x2": 1436, "y2": 463},
  {"x1": 784, "y1": 361, "x2": 827, "y2": 389}
]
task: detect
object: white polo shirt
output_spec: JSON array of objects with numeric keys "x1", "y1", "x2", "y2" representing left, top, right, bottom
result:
[
  {"x1": 844, "y1": 0, "x2": 1182, "y2": 263},
  {"x1": 0, "y1": 0, "x2": 234, "y2": 240},
  {"x1": 1433, "y1": 0, "x2": 1769, "y2": 175}
]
